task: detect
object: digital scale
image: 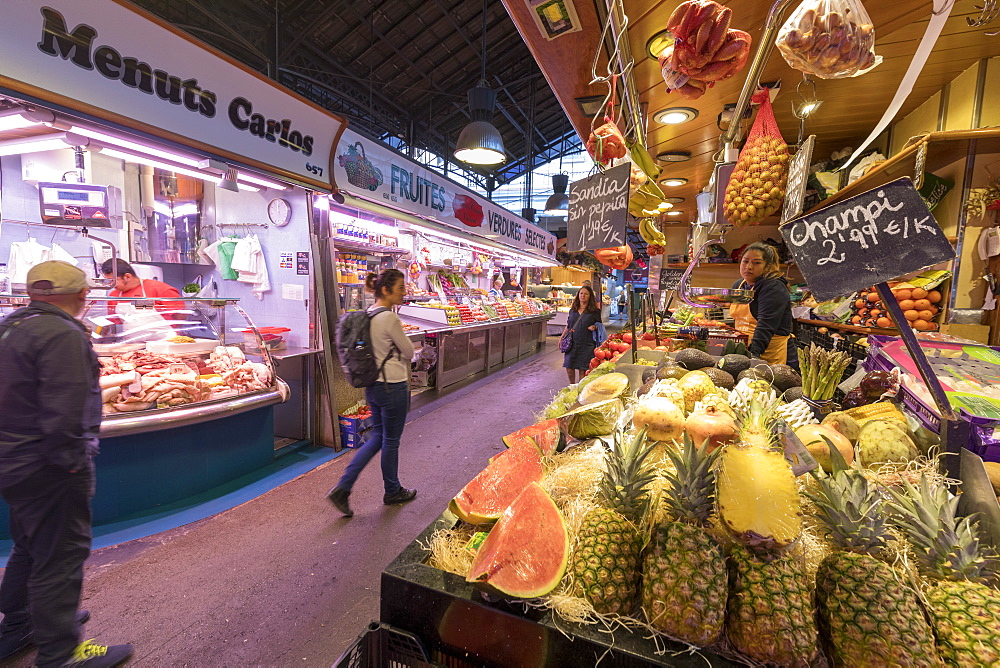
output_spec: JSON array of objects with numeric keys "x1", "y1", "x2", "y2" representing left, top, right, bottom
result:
[{"x1": 37, "y1": 182, "x2": 122, "y2": 228}]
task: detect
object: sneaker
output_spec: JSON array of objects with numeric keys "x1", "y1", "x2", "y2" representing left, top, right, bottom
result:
[
  {"x1": 0, "y1": 609, "x2": 91, "y2": 659},
  {"x1": 62, "y1": 639, "x2": 133, "y2": 667},
  {"x1": 326, "y1": 487, "x2": 353, "y2": 517},
  {"x1": 383, "y1": 488, "x2": 417, "y2": 505}
]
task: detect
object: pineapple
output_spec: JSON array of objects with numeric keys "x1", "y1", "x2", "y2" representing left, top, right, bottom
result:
[
  {"x1": 719, "y1": 400, "x2": 818, "y2": 666},
  {"x1": 805, "y1": 450, "x2": 940, "y2": 666},
  {"x1": 570, "y1": 428, "x2": 656, "y2": 615},
  {"x1": 641, "y1": 437, "x2": 727, "y2": 645},
  {"x1": 885, "y1": 476, "x2": 1000, "y2": 667}
]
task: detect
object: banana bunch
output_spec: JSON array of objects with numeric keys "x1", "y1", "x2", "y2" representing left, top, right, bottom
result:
[
  {"x1": 639, "y1": 217, "x2": 666, "y2": 246},
  {"x1": 627, "y1": 141, "x2": 669, "y2": 217}
]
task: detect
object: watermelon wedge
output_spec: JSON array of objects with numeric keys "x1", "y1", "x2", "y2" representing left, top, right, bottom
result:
[
  {"x1": 466, "y1": 482, "x2": 569, "y2": 598},
  {"x1": 449, "y1": 445, "x2": 544, "y2": 525},
  {"x1": 501, "y1": 419, "x2": 565, "y2": 456}
]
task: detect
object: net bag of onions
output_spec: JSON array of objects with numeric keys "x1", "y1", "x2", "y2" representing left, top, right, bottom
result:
[{"x1": 722, "y1": 89, "x2": 790, "y2": 226}]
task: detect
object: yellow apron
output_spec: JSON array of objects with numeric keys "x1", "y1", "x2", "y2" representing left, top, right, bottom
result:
[{"x1": 730, "y1": 287, "x2": 789, "y2": 364}]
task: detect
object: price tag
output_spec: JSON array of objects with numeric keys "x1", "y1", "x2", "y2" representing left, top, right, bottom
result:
[
  {"x1": 659, "y1": 268, "x2": 685, "y2": 292},
  {"x1": 566, "y1": 163, "x2": 629, "y2": 251},
  {"x1": 780, "y1": 178, "x2": 955, "y2": 301},
  {"x1": 781, "y1": 135, "x2": 815, "y2": 223}
]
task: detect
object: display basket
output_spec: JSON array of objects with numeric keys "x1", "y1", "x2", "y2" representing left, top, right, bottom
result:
[
  {"x1": 334, "y1": 621, "x2": 439, "y2": 668},
  {"x1": 338, "y1": 142, "x2": 383, "y2": 191}
]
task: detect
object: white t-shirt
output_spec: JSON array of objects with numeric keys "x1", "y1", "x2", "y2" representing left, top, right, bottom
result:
[{"x1": 368, "y1": 306, "x2": 415, "y2": 383}]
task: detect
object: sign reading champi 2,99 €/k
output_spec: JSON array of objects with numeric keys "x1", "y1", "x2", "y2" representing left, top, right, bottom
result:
[{"x1": 779, "y1": 178, "x2": 955, "y2": 301}]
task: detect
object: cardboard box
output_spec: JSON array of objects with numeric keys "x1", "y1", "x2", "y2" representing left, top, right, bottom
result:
[
  {"x1": 941, "y1": 323, "x2": 991, "y2": 344},
  {"x1": 338, "y1": 411, "x2": 375, "y2": 448},
  {"x1": 410, "y1": 371, "x2": 430, "y2": 388}
]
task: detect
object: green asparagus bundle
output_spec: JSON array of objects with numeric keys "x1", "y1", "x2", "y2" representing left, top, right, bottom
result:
[{"x1": 800, "y1": 343, "x2": 851, "y2": 401}]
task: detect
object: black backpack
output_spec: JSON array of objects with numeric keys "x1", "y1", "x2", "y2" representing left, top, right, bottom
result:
[{"x1": 335, "y1": 307, "x2": 399, "y2": 388}]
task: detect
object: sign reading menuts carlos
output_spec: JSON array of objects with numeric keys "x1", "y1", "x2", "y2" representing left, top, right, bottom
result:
[
  {"x1": 0, "y1": 1, "x2": 345, "y2": 189},
  {"x1": 332, "y1": 129, "x2": 557, "y2": 259}
]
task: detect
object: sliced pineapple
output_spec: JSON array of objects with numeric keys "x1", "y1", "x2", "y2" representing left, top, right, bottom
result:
[{"x1": 717, "y1": 443, "x2": 802, "y2": 549}]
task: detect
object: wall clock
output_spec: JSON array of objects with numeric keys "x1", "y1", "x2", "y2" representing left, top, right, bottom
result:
[{"x1": 267, "y1": 198, "x2": 292, "y2": 227}]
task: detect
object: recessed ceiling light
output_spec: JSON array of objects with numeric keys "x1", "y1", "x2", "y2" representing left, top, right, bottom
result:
[
  {"x1": 645, "y1": 30, "x2": 674, "y2": 60},
  {"x1": 663, "y1": 197, "x2": 685, "y2": 204},
  {"x1": 656, "y1": 151, "x2": 691, "y2": 162},
  {"x1": 660, "y1": 177, "x2": 688, "y2": 187},
  {"x1": 654, "y1": 107, "x2": 698, "y2": 125},
  {"x1": 666, "y1": 210, "x2": 683, "y2": 216}
]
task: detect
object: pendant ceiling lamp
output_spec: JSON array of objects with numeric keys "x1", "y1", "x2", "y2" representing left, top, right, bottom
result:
[
  {"x1": 543, "y1": 173, "x2": 569, "y2": 216},
  {"x1": 454, "y1": 0, "x2": 506, "y2": 165}
]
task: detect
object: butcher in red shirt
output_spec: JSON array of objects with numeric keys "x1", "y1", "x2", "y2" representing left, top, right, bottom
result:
[{"x1": 100, "y1": 259, "x2": 185, "y2": 316}]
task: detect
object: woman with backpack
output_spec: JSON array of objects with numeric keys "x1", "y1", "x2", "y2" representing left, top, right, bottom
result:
[{"x1": 327, "y1": 269, "x2": 416, "y2": 517}]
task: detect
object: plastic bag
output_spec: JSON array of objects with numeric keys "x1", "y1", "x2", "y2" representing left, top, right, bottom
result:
[
  {"x1": 586, "y1": 116, "x2": 627, "y2": 166},
  {"x1": 722, "y1": 90, "x2": 790, "y2": 226},
  {"x1": 776, "y1": 0, "x2": 881, "y2": 79}
]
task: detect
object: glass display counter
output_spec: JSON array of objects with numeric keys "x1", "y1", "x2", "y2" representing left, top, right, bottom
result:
[{"x1": 0, "y1": 295, "x2": 290, "y2": 536}]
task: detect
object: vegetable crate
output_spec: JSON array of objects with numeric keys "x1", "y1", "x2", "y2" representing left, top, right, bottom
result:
[
  {"x1": 862, "y1": 336, "x2": 1000, "y2": 462},
  {"x1": 334, "y1": 621, "x2": 440, "y2": 668},
  {"x1": 706, "y1": 330, "x2": 748, "y2": 356},
  {"x1": 338, "y1": 403, "x2": 375, "y2": 449}
]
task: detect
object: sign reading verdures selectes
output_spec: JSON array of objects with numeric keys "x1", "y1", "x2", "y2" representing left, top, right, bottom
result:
[
  {"x1": 780, "y1": 177, "x2": 955, "y2": 301},
  {"x1": 659, "y1": 268, "x2": 685, "y2": 292},
  {"x1": 566, "y1": 163, "x2": 629, "y2": 252}
]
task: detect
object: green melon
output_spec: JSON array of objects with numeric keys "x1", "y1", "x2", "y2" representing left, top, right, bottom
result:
[
  {"x1": 466, "y1": 482, "x2": 569, "y2": 598},
  {"x1": 449, "y1": 446, "x2": 545, "y2": 525},
  {"x1": 502, "y1": 419, "x2": 565, "y2": 456},
  {"x1": 560, "y1": 398, "x2": 622, "y2": 439}
]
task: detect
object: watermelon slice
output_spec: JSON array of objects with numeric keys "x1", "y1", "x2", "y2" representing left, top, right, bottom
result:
[
  {"x1": 501, "y1": 419, "x2": 565, "y2": 456},
  {"x1": 449, "y1": 445, "x2": 544, "y2": 525},
  {"x1": 466, "y1": 482, "x2": 569, "y2": 598}
]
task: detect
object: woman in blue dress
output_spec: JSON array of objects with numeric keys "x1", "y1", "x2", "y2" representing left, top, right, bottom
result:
[{"x1": 562, "y1": 285, "x2": 602, "y2": 384}]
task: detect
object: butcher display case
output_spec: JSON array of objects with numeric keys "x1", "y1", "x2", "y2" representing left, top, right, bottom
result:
[{"x1": 0, "y1": 294, "x2": 289, "y2": 536}]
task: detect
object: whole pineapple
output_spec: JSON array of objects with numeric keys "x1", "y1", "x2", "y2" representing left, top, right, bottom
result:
[
  {"x1": 571, "y1": 428, "x2": 656, "y2": 615},
  {"x1": 641, "y1": 437, "x2": 727, "y2": 646},
  {"x1": 719, "y1": 400, "x2": 818, "y2": 666},
  {"x1": 805, "y1": 449, "x2": 940, "y2": 667},
  {"x1": 885, "y1": 476, "x2": 1000, "y2": 667}
]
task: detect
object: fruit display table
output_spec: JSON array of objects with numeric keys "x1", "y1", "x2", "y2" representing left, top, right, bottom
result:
[{"x1": 381, "y1": 511, "x2": 742, "y2": 668}]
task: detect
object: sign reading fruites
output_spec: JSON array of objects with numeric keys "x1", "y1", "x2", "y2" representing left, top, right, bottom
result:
[
  {"x1": 780, "y1": 178, "x2": 955, "y2": 301},
  {"x1": 566, "y1": 163, "x2": 629, "y2": 252}
]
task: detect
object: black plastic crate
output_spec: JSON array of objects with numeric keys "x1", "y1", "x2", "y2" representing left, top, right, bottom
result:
[{"x1": 334, "y1": 621, "x2": 440, "y2": 668}]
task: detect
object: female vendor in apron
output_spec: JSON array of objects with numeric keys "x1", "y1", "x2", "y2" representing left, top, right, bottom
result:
[{"x1": 730, "y1": 242, "x2": 793, "y2": 364}]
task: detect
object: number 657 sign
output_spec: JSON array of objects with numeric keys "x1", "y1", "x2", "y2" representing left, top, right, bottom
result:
[{"x1": 779, "y1": 178, "x2": 955, "y2": 301}]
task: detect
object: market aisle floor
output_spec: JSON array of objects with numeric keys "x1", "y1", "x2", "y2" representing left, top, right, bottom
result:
[{"x1": 0, "y1": 339, "x2": 570, "y2": 668}]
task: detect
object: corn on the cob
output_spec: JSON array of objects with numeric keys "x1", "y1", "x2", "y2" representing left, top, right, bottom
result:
[{"x1": 843, "y1": 402, "x2": 906, "y2": 425}]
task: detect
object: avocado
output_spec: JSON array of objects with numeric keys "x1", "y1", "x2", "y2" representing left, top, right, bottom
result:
[
  {"x1": 718, "y1": 354, "x2": 751, "y2": 377},
  {"x1": 702, "y1": 366, "x2": 736, "y2": 391},
  {"x1": 637, "y1": 378, "x2": 655, "y2": 398},
  {"x1": 642, "y1": 368, "x2": 657, "y2": 384},
  {"x1": 768, "y1": 364, "x2": 802, "y2": 392},
  {"x1": 781, "y1": 387, "x2": 804, "y2": 403},
  {"x1": 656, "y1": 365, "x2": 688, "y2": 381},
  {"x1": 748, "y1": 358, "x2": 771, "y2": 369},
  {"x1": 737, "y1": 367, "x2": 772, "y2": 385},
  {"x1": 675, "y1": 348, "x2": 716, "y2": 371}
]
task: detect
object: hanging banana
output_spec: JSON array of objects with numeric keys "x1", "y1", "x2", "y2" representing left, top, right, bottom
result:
[{"x1": 639, "y1": 217, "x2": 666, "y2": 246}]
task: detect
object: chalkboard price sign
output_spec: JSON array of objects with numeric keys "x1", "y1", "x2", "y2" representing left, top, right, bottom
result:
[
  {"x1": 781, "y1": 135, "x2": 815, "y2": 223},
  {"x1": 566, "y1": 163, "x2": 629, "y2": 252},
  {"x1": 780, "y1": 177, "x2": 955, "y2": 301},
  {"x1": 659, "y1": 268, "x2": 685, "y2": 292}
]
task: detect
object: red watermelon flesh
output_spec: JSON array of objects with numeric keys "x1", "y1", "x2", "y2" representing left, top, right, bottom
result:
[
  {"x1": 501, "y1": 419, "x2": 564, "y2": 456},
  {"x1": 466, "y1": 482, "x2": 569, "y2": 598},
  {"x1": 449, "y1": 445, "x2": 544, "y2": 525}
]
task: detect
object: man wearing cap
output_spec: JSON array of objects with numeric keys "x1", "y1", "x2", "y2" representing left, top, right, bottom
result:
[{"x1": 0, "y1": 261, "x2": 132, "y2": 667}]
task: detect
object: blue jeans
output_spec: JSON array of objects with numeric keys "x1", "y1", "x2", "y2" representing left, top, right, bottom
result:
[{"x1": 337, "y1": 381, "x2": 409, "y2": 496}]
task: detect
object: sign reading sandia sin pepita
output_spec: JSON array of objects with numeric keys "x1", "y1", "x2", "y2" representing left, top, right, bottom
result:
[
  {"x1": 332, "y1": 129, "x2": 557, "y2": 259},
  {"x1": 0, "y1": 1, "x2": 345, "y2": 188},
  {"x1": 780, "y1": 178, "x2": 955, "y2": 301}
]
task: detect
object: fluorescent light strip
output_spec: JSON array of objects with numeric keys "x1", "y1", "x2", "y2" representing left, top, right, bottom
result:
[
  {"x1": 0, "y1": 110, "x2": 37, "y2": 132},
  {"x1": 0, "y1": 133, "x2": 74, "y2": 156},
  {"x1": 68, "y1": 125, "x2": 287, "y2": 190},
  {"x1": 100, "y1": 148, "x2": 259, "y2": 192}
]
